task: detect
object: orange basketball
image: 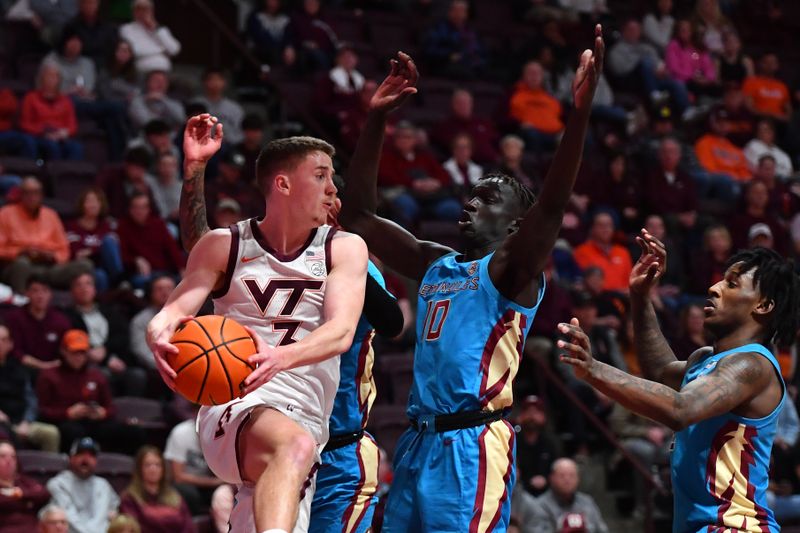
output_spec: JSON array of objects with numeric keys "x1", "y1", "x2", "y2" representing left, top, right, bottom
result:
[{"x1": 168, "y1": 315, "x2": 257, "y2": 405}]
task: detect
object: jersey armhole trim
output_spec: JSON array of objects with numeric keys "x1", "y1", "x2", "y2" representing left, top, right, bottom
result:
[
  {"x1": 325, "y1": 227, "x2": 338, "y2": 274},
  {"x1": 210, "y1": 223, "x2": 240, "y2": 300}
]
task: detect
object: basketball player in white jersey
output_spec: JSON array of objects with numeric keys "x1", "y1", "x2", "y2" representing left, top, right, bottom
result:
[{"x1": 146, "y1": 128, "x2": 368, "y2": 533}]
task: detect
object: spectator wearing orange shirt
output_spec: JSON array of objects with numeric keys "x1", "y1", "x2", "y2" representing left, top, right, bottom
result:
[
  {"x1": 378, "y1": 121, "x2": 461, "y2": 229},
  {"x1": 0, "y1": 89, "x2": 37, "y2": 159},
  {"x1": 742, "y1": 53, "x2": 791, "y2": 122},
  {"x1": 0, "y1": 177, "x2": 92, "y2": 293},
  {"x1": 573, "y1": 211, "x2": 633, "y2": 293},
  {"x1": 694, "y1": 108, "x2": 750, "y2": 203},
  {"x1": 19, "y1": 64, "x2": 82, "y2": 161},
  {"x1": 509, "y1": 61, "x2": 563, "y2": 154}
]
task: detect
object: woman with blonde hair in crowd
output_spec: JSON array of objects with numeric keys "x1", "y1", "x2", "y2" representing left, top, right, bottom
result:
[
  {"x1": 119, "y1": 446, "x2": 195, "y2": 533},
  {"x1": 107, "y1": 514, "x2": 141, "y2": 533}
]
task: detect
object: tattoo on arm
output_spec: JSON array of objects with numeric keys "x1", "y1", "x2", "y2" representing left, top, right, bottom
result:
[
  {"x1": 180, "y1": 163, "x2": 210, "y2": 253},
  {"x1": 631, "y1": 296, "x2": 679, "y2": 382}
]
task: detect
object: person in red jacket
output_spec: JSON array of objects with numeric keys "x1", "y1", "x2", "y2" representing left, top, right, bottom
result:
[
  {"x1": 35, "y1": 330, "x2": 145, "y2": 454},
  {"x1": 116, "y1": 193, "x2": 185, "y2": 289},
  {"x1": 378, "y1": 121, "x2": 461, "y2": 229},
  {"x1": 19, "y1": 63, "x2": 82, "y2": 161},
  {"x1": 0, "y1": 440, "x2": 50, "y2": 533}
]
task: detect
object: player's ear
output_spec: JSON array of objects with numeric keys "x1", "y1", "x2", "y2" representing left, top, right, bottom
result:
[
  {"x1": 754, "y1": 297, "x2": 774, "y2": 317},
  {"x1": 274, "y1": 173, "x2": 290, "y2": 196}
]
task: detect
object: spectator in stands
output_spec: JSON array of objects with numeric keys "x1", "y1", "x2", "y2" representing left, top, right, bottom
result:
[
  {"x1": 532, "y1": 458, "x2": 609, "y2": 533},
  {"x1": 0, "y1": 324, "x2": 60, "y2": 451},
  {"x1": 673, "y1": 303, "x2": 707, "y2": 359},
  {"x1": 64, "y1": 272, "x2": 146, "y2": 397},
  {"x1": 211, "y1": 198, "x2": 242, "y2": 231},
  {"x1": 378, "y1": 121, "x2": 460, "y2": 229},
  {"x1": 694, "y1": 108, "x2": 750, "y2": 196},
  {"x1": 431, "y1": 88, "x2": 499, "y2": 165},
  {"x1": 287, "y1": 0, "x2": 337, "y2": 73},
  {"x1": 688, "y1": 223, "x2": 732, "y2": 296},
  {"x1": 192, "y1": 69, "x2": 244, "y2": 146},
  {"x1": 490, "y1": 134, "x2": 537, "y2": 191},
  {"x1": 119, "y1": 446, "x2": 194, "y2": 533},
  {"x1": 742, "y1": 53, "x2": 791, "y2": 123},
  {"x1": 442, "y1": 133, "x2": 483, "y2": 198},
  {"x1": 62, "y1": 0, "x2": 117, "y2": 68},
  {"x1": 37, "y1": 331, "x2": 145, "y2": 454},
  {"x1": 690, "y1": 0, "x2": 731, "y2": 55},
  {"x1": 129, "y1": 71, "x2": 184, "y2": 131},
  {"x1": 47, "y1": 437, "x2": 119, "y2": 533},
  {"x1": 665, "y1": 19, "x2": 719, "y2": 99},
  {"x1": 4, "y1": 276, "x2": 71, "y2": 370},
  {"x1": 236, "y1": 114, "x2": 265, "y2": 186},
  {"x1": 246, "y1": 0, "x2": 294, "y2": 68},
  {"x1": 146, "y1": 152, "x2": 181, "y2": 222},
  {"x1": 98, "y1": 40, "x2": 140, "y2": 104},
  {"x1": 747, "y1": 222, "x2": 774, "y2": 250},
  {"x1": 728, "y1": 179, "x2": 790, "y2": 255},
  {"x1": 744, "y1": 119, "x2": 793, "y2": 178},
  {"x1": 117, "y1": 193, "x2": 184, "y2": 288},
  {"x1": 164, "y1": 405, "x2": 222, "y2": 515},
  {"x1": 65, "y1": 187, "x2": 122, "y2": 291},
  {"x1": 44, "y1": 30, "x2": 128, "y2": 160},
  {"x1": 338, "y1": 79, "x2": 379, "y2": 154},
  {"x1": 642, "y1": 0, "x2": 675, "y2": 53},
  {"x1": 422, "y1": 0, "x2": 485, "y2": 79},
  {"x1": 607, "y1": 18, "x2": 690, "y2": 114},
  {"x1": 36, "y1": 504, "x2": 69, "y2": 533},
  {"x1": 515, "y1": 395, "x2": 559, "y2": 498},
  {"x1": 119, "y1": 0, "x2": 181, "y2": 75},
  {"x1": 644, "y1": 137, "x2": 700, "y2": 232},
  {"x1": 129, "y1": 119, "x2": 179, "y2": 165},
  {"x1": 20, "y1": 63, "x2": 82, "y2": 161},
  {"x1": 0, "y1": 176, "x2": 93, "y2": 293},
  {"x1": 717, "y1": 30, "x2": 753, "y2": 88},
  {"x1": 509, "y1": 61, "x2": 563, "y2": 153},
  {"x1": 751, "y1": 154, "x2": 798, "y2": 219},
  {"x1": 713, "y1": 86, "x2": 755, "y2": 147},
  {"x1": 586, "y1": 151, "x2": 642, "y2": 234},
  {"x1": 107, "y1": 514, "x2": 141, "y2": 533},
  {"x1": 573, "y1": 211, "x2": 633, "y2": 293},
  {"x1": 28, "y1": 0, "x2": 78, "y2": 45},
  {"x1": 129, "y1": 275, "x2": 174, "y2": 372},
  {"x1": 205, "y1": 149, "x2": 262, "y2": 220},
  {"x1": 0, "y1": 88, "x2": 37, "y2": 159},
  {"x1": 313, "y1": 43, "x2": 364, "y2": 131},
  {"x1": 0, "y1": 440, "x2": 51, "y2": 533}
]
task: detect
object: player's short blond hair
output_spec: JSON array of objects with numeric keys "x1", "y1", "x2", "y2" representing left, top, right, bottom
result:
[{"x1": 255, "y1": 136, "x2": 335, "y2": 195}]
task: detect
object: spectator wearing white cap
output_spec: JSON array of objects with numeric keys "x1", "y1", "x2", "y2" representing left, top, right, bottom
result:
[{"x1": 748, "y1": 222, "x2": 774, "y2": 249}]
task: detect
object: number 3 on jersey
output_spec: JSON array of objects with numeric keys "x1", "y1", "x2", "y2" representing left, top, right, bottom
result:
[{"x1": 423, "y1": 299, "x2": 451, "y2": 341}]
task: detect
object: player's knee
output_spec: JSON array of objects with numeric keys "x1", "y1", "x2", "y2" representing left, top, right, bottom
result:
[{"x1": 277, "y1": 432, "x2": 316, "y2": 471}]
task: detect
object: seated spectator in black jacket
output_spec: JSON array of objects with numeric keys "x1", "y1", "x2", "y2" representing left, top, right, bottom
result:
[
  {"x1": 62, "y1": 0, "x2": 118, "y2": 67},
  {"x1": 515, "y1": 395, "x2": 561, "y2": 498},
  {"x1": 63, "y1": 272, "x2": 147, "y2": 397},
  {"x1": 422, "y1": 0, "x2": 486, "y2": 80}
]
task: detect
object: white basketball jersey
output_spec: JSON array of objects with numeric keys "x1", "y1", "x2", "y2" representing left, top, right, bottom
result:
[{"x1": 212, "y1": 218, "x2": 339, "y2": 442}]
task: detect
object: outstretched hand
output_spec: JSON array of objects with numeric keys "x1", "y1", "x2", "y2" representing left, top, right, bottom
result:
[
  {"x1": 369, "y1": 51, "x2": 419, "y2": 115},
  {"x1": 630, "y1": 228, "x2": 667, "y2": 297},
  {"x1": 184, "y1": 114, "x2": 224, "y2": 164},
  {"x1": 558, "y1": 318, "x2": 595, "y2": 380},
  {"x1": 241, "y1": 326, "x2": 287, "y2": 396},
  {"x1": 572, "y1": 24, "x2": 605, "y2": 113}
]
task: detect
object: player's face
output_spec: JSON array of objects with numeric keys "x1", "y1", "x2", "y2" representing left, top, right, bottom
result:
[
  {"x1": 460, "y1": 179, "x2": 521, "y2": 246},
  {"x1": 704, "y1": 264, "x2": 764, "y2": 336},
  {"x1": 288, "y1": 151, "x2": 336, "y2": 226}
]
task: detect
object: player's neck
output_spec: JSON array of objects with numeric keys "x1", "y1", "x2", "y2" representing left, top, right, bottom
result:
[
  {"x1": 463, "y1": 240, "x2": 500, "y2": 261},
  {"x1": 711, "y1": 326, "x2": 764, "y2": 354},
  {"x1": 257, "y1": 211, "x2": 317, "y2": 256}
]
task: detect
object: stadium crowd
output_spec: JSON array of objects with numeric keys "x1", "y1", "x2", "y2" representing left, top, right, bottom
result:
[{"x1": 0, "y1": 0, "x2": 799, "y2": 531}]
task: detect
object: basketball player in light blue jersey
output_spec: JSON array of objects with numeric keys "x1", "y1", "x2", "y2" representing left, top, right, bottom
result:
[
  {"x1": 559, "y1": 231, "x2": 800, "y2": 533},
  {"x1": 177, "y1": 118, "x2": 404, "y2": 533},
  {"x1": 339, "y1": 28, "x2": 604, "y2": 532}
]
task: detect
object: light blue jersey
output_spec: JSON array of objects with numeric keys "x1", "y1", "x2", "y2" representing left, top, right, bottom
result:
[{"x1": 671, "y1": 343, "x2": 784, "y2": 533}]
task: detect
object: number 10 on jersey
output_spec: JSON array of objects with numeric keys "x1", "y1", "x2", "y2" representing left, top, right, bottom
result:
[{"x1": 422, "y1": 299, "x2": 451, "y2": 341}]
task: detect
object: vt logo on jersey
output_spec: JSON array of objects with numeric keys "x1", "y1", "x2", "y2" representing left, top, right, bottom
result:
[{"x1": 242, "y1": 278, "x2": 324, "y2": 346}]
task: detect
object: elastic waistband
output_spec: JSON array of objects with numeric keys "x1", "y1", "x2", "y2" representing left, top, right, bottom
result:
[
  {"x1": 323, "y1": 429, "x2": 364, "y2": 452},
  {"x1": 410, "y1": 409, "x2": 508, "y2": 433}
]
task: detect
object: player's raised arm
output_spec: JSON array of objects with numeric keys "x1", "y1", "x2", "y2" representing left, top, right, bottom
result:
[
  {"x1": 146, "y1": 228, "x2": 230, "y2": 388},
  {"x1": 339, "y1": 52, "x2": 453, "y2": 282},
  {"x1": 629, "y1": 229, "x2": 692, "y2": 389},
  {"x1": 180, "y1": 114, "x2": 223, "y2": 251},
  {"x1": 558, "y1": 319, "x2": 775, "y2": 431},
  {"x1": 490, "y1": 26, "x2": 603, "y2": 302},
  {"x1": 242, "y1": 232, "x2": 368, "y2": 394}
]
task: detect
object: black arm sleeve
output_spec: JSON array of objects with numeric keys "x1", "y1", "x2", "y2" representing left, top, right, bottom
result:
[{"x1": 363, "y1": 272, "x2": 404, "y2": 338}]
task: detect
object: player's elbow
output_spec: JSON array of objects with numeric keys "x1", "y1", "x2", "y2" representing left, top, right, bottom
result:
[{"x1": 332, "y1": 324, "x2": 357, "y2": 355}]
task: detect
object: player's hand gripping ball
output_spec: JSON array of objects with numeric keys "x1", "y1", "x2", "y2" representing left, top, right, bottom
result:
[{"x1": 168, "y1": 315, "x2": 257, "y2": 405}]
